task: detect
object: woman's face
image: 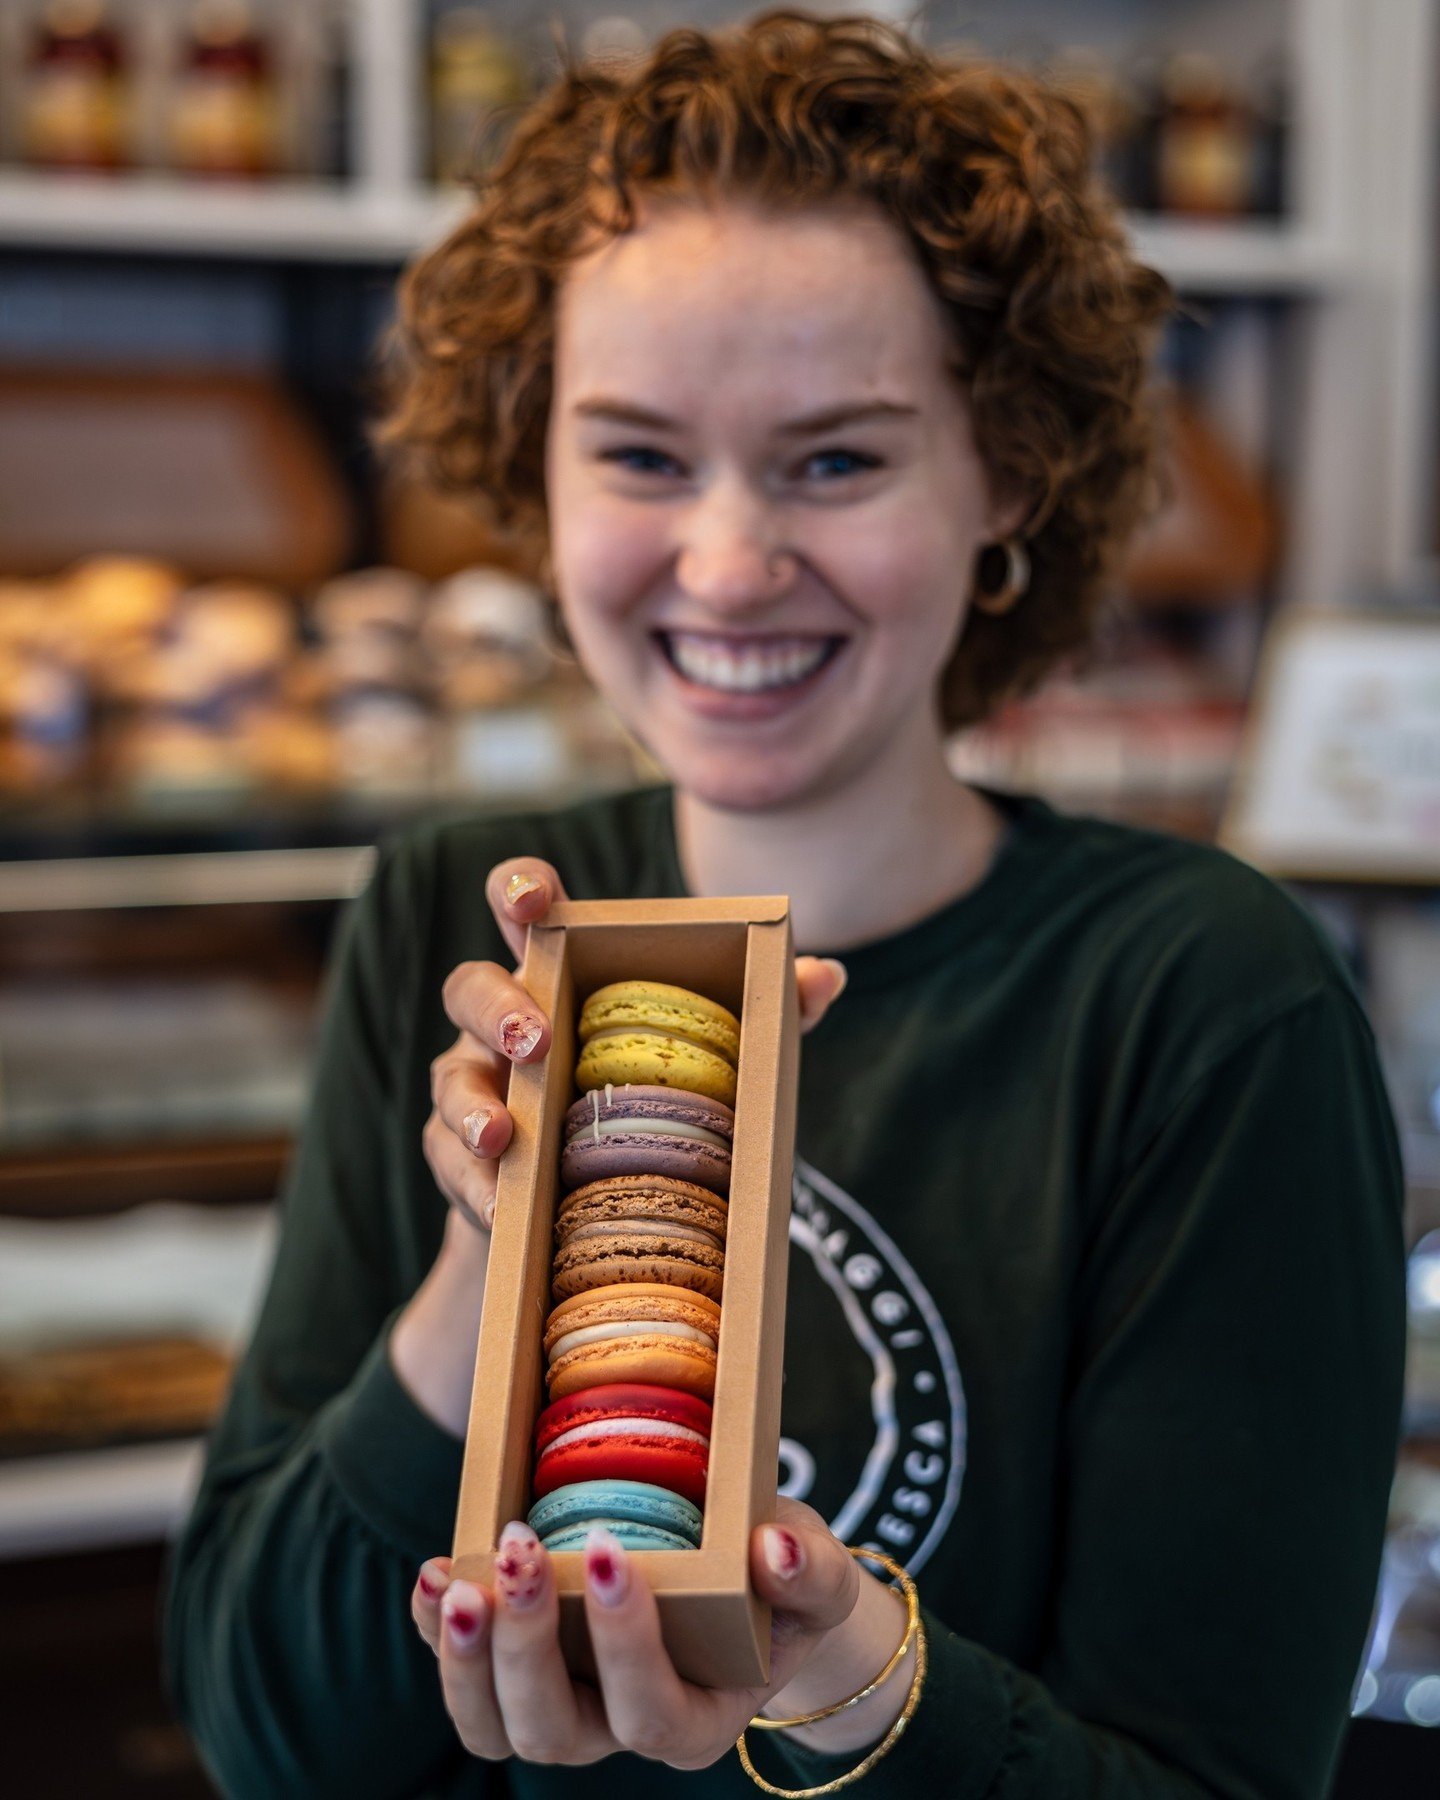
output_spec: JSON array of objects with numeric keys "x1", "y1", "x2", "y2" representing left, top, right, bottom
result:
[{"x1": 545, "y1": 195, "x2": 1017, "y2": 811}]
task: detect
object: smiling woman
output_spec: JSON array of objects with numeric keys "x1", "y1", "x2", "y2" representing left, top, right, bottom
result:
[
  {"x1": 380, "y1": 10, "x2": 1173, "y2": 738},
  {"x1": 164, "y1": 13, "x2": 1405, "y2": 1800}
]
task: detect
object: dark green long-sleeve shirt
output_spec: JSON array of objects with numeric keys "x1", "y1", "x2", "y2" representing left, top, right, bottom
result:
[{"x1": 162, "y1": 782, "x2": 1406, "y2": 1800}]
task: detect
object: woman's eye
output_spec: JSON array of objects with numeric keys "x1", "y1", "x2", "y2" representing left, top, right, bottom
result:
[
  {"x1": 599, "y1": 446, "x2": 681, "y2": 475},
  {"x1": 804, "y1": 449, "x2": 881, "y2": 479}
]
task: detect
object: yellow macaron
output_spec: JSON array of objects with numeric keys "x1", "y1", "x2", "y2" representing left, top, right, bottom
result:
[{"x1": 575, "y1": 979, "x2": 740, "y2": 1106}]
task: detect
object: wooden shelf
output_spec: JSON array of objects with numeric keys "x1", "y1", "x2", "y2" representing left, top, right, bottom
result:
[{"x1": 0, "y1": 1136, "x2": 291, "y2": 1218}]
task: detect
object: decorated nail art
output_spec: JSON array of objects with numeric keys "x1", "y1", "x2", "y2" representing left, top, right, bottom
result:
[
  {"x1": 496, "y1": 1521, "x2": 544, "y2": 1608},
  {"x1": 762, "y1": 1525, "x2": 804, "y2": 1580},
  {"x1": 585, "y1": 1528, "x2": 629, "y2": 1608},
  {"x1": 443, "y1": 1581, "x2": 484, "y2": 1647},
  {"x1": 500, "y1": 1013, "x2": 544, "y2": 1059}
]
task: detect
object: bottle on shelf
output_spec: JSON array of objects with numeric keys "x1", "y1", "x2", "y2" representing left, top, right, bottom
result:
[
  {"x1": 430, "y1": 7, "x2": 532, "y2": 187},
  {"x1": 168, "y1": 0, "x2": 283, "y2": 180},
  {"x1": 1153, "y1": 50, "x2": 1257, "y2": 219},
  {"x1": 20, "y1": 0, "x2": 132, "y2": 173}
]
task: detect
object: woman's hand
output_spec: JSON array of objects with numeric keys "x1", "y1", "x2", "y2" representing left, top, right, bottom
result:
[
  {"x1": 392, "y1": 858, "x2": 848, "y2": 1437},
  {"x1": 425, "y1": 855, "x2": 848, "y2": 1252},
  {"x1": 409, "y1": 1499, "x2": 911, "y2": 1768},
  {"x1": 390, "y1": 860, "x2": 567, "y2": 1434}
]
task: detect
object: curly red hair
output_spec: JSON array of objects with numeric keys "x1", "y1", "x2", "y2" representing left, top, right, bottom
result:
[{"x1": 380, "y1": 7, "x2": 1174, "y2": 727}]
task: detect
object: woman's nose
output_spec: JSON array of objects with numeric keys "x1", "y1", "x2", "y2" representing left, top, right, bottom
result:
[{"x1": 673, "y1": 487, "x2": 797, "y2": 610}]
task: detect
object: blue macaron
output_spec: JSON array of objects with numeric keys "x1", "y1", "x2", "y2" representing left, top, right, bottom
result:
[
  {"x1": 541, "y1": 1520, "x2": 696, "y2": 1552},
  {"x1": 527, "y1": 1478, "x2": 704, "y2": 1549}
]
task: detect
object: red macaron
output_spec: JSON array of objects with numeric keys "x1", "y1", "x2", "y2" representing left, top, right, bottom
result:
[{"x1": 532, "y1": 1382, "x2": 712, "y2": 1507}]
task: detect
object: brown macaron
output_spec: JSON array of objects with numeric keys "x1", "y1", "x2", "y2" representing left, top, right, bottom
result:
[{"x1": 551, "y1": 1172, "x2": 727, "y2": 1303}]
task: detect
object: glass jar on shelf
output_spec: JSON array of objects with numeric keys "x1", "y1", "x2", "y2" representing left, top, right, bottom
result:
[
  {"x1": 20, "y1": 0, "x2": 132, "y2": 173},
  {"x1": 167, "y1": 0, "x2": 283, "y2": 180}
]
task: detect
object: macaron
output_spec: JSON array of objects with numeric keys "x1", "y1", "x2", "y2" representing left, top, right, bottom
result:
[
  {"x1": 561, "y1": 1083, "x2": 735, "y2": 1197},
  {"x1": 575, "y1": 980, "x2": 740, "y2": 1107},
  {"x1": 527, "y1": 1478, "x2": 704, "y2": 1550},
  {"x1": 543, "y1": 1280, "x2": 721, "y2": 1400},
  {"x1": 552, "y1": 1173, "x2": 727, "y2": 1303},
  {"x1": 532, "y1": 1382, "x2": 712, "y2": 1506},
  {"x1": 539, "y1": 1520, "x2": 695, "y2": 1552}
]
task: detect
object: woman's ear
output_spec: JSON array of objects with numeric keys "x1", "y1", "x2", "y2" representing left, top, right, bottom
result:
[{"x1": 986, "y1": 483, "x2": 1035, "y2": 544}]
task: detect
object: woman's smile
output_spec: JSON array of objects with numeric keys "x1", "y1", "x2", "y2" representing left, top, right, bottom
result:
[{"x1": 650, "y1": 628, "x2": 850, "y2": 720}]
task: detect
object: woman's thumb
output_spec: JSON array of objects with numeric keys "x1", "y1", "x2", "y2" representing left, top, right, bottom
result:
[{"x1": 750, "y1": 1506, "x2": 859, "y2": 1632}]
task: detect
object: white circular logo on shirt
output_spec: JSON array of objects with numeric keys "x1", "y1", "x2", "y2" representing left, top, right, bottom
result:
[{"x1": 777, "y1": 1157, "x2": 967, "y2": 1575}]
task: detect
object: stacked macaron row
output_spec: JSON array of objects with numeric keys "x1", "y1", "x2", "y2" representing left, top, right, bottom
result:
[{"x1": 527, "y1": 980, "x2": 742, "y2": 1554}]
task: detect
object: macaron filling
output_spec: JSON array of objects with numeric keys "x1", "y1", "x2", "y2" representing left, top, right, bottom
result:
[
  {"x1": 559, "y1": 1218, "x2": 725, "y2": 1252},
  {"x1": 540, "y1": 1416, "x2": 710, "y2": 1456},
  {"x1": 547, "y1": 1318, "x2": 718, "y2": 1364},
  {"x1": 574, "y1": 1115, "x2": 731, "y2": 1150}
]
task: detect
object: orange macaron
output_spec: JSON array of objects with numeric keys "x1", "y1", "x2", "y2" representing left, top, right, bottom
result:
[{"x1": 543, "y1": 1281, "x2": 722, "y2": 1401}]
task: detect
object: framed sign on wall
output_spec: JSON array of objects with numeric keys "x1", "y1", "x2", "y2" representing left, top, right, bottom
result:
[{"x1": 1221, "y1": 610, "x2": 1440, "y2": 882}]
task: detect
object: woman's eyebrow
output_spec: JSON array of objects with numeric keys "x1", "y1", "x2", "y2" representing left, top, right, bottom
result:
[{"x1": 571, "y1": 398, "x2": 919, "y2": 434}]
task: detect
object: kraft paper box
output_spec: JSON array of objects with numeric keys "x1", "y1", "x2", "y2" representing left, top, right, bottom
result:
[{"x1": 451, "y1": 896, "x2": 800, "y2": 1688}]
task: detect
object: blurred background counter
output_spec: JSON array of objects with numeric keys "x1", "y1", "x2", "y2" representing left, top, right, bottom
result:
[{"x1": 2, "y1": 2, "x2": 1440, "y2": 1796}]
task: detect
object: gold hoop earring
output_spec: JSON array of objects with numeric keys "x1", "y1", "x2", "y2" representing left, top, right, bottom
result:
[{"x1": 970, "y1": 537, "x2": 1030, "y2": 616}]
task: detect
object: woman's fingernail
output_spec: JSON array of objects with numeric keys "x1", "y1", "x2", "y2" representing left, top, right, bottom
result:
[
  {"x1": 585, "y1": 1528, "x2": 629, "y2": 1608},
  {"x1": 418, "y1": 1560, "x2": 450, "y2": 1600},
  {"x1": 506, "y1": 873, "x2": 544, "y2": 905},
  {"x1": 462, "y1": 1110, "x2": 491, "y2": 1153},
  {"x1": 496, "y1": 1521, "x2": 544, "y2": 1609},
  {"x1": 822, "y1": 958, "x2": 848, "y2": 999},
  {"x1": 499, "y1": 1013, "x2": 544, "y2": 1059},
  {"x1": 442, "y1": 1580, "x2": 485, "y2": 1649},
  {"x1": 480, "y1": 1193, "x2": 496, "y2": 1229},
  {"x1": 762, "y1": 1526, "x2": 804, "y2": 1581}
]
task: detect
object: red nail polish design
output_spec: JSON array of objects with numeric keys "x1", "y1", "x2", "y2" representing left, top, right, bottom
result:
[
  {"x1": 418, "y1": 1569, "x2": 442, "y2": 1599},
  {"x1": 586, "y1": 1530, "x2": 629, "y2": 1607},
  {"x1": 447, "y1": 1606, "x2": 479, "y2": 1642},
  {"x1": 765, "y1": 1526, "x2": 803, "y2": 1578},
  {"x1": 496, "y1": 1546, "x2": 543, "y2": 1608}
]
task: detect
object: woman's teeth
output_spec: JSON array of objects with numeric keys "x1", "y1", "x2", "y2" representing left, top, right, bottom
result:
[{"x1": 662, "y1": 632, "x2": 837, "y2": 693}]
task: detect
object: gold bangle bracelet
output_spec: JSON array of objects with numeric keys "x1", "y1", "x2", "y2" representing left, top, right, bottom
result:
[
  {"x1": 736, "y1": 1614, "x2": 928, "y2": 1798},
  {"x1": 749, "y1": 1547, "x2": 920, "y2": 1731}
]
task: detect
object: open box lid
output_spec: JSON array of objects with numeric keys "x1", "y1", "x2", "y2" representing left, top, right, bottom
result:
[{"x1": 0, "y1": 367, "x2": 353, "y2": 586}]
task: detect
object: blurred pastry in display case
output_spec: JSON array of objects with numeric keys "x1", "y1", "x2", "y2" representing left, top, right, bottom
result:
[
  {"x1": 309, "y1": 565, "x2": 429, "y2": 696},
  {"x1": 63, "y1": 555, "x2": 184, "y2": 688},
  {"x1": 0, "y1": 1335, "x2": 234, "y2": 1456},
  {"x1": 115, "y1": 715, "x2": 257, "y2": 803},
  {"x1": 108, "y1": 578, "x2": 305, "y2": 801},
  {"x1": 421, "y1": 566, "x2": 555, "y2": 710},
  {"x1": 119, "y1": 580, "x2": 295, "y2": 710},
  {"x1": 332, "y1": 688, "x2": 435, "y2": 793}
]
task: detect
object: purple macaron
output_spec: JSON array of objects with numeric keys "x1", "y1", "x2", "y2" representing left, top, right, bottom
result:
[{"x1": 560, "y1": 1084, "x2": 735, "y2": 1197}]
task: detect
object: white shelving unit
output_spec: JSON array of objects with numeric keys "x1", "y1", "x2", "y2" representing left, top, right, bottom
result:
[{"x1": 0, "y1": 0, "x2": 1431, "y2": 614}]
